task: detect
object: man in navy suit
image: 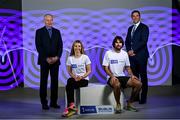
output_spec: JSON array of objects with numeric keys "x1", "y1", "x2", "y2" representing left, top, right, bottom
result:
[
  {"x1": 35, "y1": 14, "x2": 63, "y2": 110},
  {"x1": 125, "y1": 10, "x2": 149, "y2": 104}
]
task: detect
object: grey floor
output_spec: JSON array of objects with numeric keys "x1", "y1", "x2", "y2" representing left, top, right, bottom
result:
[{"x1": 0, "y1": 85, "x2": 180, "y2": 119}]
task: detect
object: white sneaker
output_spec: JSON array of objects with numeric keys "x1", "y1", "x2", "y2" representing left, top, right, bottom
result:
[{"x1": 115, "y1": 104, "x2": 121, "y2": 113}]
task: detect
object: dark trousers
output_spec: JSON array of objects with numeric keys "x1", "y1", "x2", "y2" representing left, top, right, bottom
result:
[
  {"x1": 66, "y1": 78, "x2": 88, "y2": 107},
  {"x1": 129, "y1": 56, "x2": 148, "y2": 102},
  {"x1": 40, "y1": 62, "x2": 59, "y2": 105}
]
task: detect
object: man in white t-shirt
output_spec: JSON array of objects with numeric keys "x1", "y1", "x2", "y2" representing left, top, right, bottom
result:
[{"x1": 102, "y1": 36, "x2": 142, "y2": 113}]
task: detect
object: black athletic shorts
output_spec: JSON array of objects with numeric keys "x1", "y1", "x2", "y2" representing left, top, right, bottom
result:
[{"x1": 107, "y1": 76, "x2": 130, "y2": 89}]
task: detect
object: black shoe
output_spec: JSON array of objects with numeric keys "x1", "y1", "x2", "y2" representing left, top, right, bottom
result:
[
  {"x1": 42, "y1": 104, "x2": 49, "y2": 110},
  {"x1": 50, "y1": 104, "x2": 60, "y2": 109}
]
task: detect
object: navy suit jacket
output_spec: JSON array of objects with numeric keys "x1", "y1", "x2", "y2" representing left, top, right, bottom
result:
[
  {"x1": 125, "y1": 23, "x2": 149, "y2": 61},
  {"x1": 35, "y1": 26, "x2": 63, "y2": 65}
]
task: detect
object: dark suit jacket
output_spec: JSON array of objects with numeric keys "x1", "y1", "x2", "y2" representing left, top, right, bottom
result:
[
  {"x1": 125, "y1": 23, "x2": 149, "y2": 61},
  {"x1": 35, "y1": 26, "x2": 63, "y2": 65}
]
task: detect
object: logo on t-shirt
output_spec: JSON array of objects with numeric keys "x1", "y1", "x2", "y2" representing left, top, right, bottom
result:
[
  {"x1": 72, "y1": 64, "x2": 77, "y2": 68},
  {"x1": 76, "y1": 65, "x2": 85, "y2": 74},
  {"x1": 110, "y1": 60, "x2": 118, "y2": 64}
]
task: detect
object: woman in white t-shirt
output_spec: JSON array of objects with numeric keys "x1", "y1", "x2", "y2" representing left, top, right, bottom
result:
[{"x1": 62, "y1": 40, "x2": 91, "y2": 117}]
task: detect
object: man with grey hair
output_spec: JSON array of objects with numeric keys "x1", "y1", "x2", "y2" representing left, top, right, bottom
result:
[{"x1": 35, "y1": 14, "x2": 63, "y2": 110}]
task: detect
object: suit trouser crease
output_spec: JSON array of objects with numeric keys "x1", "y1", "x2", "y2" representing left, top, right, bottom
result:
[
  {"x1": 129, "y1": 56, "x2": 148, "y2": 101},
  {"x1": 40, "y1": 63, "x2": 59, "y2": 105}
]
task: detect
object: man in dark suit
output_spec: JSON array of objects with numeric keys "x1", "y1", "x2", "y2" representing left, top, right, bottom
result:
[
  {"x1": 125, "y1": 10, "x2": 149, "y2": 104},
  {"x1": 35, "y1": 14, "x2": 63, "y2": 110}
]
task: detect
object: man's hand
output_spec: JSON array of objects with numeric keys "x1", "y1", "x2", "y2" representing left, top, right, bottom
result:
[
  {"x1": 128, "y1": 50, "x2": 136, "y2": 56},
  {"x1": 51, "y1": 56, "x2": 59, "y2": 63},
  {"x1": 110, "y1": 76, "x2": 118, "y2": 85},
  {"x1": 131, "y1": 75, "x2": 138, "y2": 80},
  {"x1": 46, "y1": 57, "x2": 53, "y2": 64},
  {"x1": 47, "y1": 56, "x2": 59, "y2": 64}
]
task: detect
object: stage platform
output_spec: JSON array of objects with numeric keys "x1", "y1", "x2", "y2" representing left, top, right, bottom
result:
[{"x1": 0, "y1": 85, "x2": 180, "y2": 119}]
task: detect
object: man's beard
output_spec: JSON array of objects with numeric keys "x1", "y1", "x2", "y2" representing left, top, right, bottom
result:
[{"x1": 114, "y1": 46, "x2": 121, "y2": 51}]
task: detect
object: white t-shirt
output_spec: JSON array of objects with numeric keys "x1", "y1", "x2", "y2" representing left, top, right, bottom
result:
[
  {"x1": 102, "y1": 49, "x2": 130, "y2": 79},
  {"x1": 66, "y1": 54, "x2": 91, "y2": 80}
]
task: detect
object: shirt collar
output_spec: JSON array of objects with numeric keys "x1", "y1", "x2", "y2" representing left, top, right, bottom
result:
[
  {"x1": 46, "y1": 26, "x2": 52, "y2": 30},
  {"x1": 134, "y1": 21, "x2": 140, "y2": 28}
]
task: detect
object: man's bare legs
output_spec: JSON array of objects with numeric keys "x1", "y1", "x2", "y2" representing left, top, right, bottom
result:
[
  {"x1": 110, "y1": 79, "x2": 121, "y2": 112},
  {"x1": 126, "y1": 77, "x2": 142, "y2": 111}
]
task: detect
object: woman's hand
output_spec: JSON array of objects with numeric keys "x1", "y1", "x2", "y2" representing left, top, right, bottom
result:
[{"x1": 75, "y1": 76, "x2": 83, "y2": 81}]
